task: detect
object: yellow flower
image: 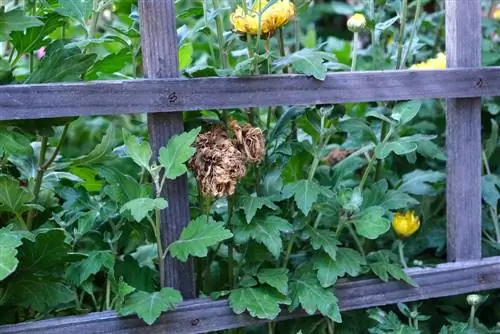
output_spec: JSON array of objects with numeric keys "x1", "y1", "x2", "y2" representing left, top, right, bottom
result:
[
  {"x1": 410, "y1": 53, "x2": 446, "y2": 70},
  {"x1": 392, "y1": 211, "x2": 420, "y2": 238},
  {"x1": 493, "y1": 8, "x2": 500, "y2": 20},
  {"x1": 347, "y1": 13, "x2": 366, "y2": 32},
  {"x1": 230, "y1": 0, "x2": 295, "y2": 37}
]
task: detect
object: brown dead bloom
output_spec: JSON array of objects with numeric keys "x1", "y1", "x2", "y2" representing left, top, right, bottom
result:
[
  {"x1": 323, "y1": 148, "x2": 352, "y2": 166},
  {"x1": 231, "y1": 120, "x2": 266, "y2": 163},
  {"x1": 189, "y1": 126, "x2": 247, "y2": 197}
]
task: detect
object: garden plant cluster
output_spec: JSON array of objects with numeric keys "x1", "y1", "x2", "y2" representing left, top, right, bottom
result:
[{"x1": 0, "y1": 0, "x2": 499, "y2": 333}]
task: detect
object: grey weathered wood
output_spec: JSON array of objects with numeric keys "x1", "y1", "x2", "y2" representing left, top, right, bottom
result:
[
  {"x1": 3, "y1": 257, "x2": 500, "y2": 334},
  {"x1": 1, "y1": 67, "x2": 499, "y2": 121},
  {"x1": 445, "y1": 0, "x2": 482, "y2": 261},
  {"x1": 138, "y1": 0, "x2": 196, "y2": 297}
]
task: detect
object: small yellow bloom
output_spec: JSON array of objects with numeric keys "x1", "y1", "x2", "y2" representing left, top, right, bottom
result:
[
  {"x1": 347, "y1": 13, "x2": 366, "y2": 32},
  {"x1": 392, "y1": 211, "x2": 420, "y2": 238},
  {"x1": 493, "y1": 8, "x2": 500, "y2": 20},
  {"x1": 410, "y1": 53, "x2": 446, "y2": 70},
  {"x1": 230, "y1": 0, "x2": 295, "y2": 37}
]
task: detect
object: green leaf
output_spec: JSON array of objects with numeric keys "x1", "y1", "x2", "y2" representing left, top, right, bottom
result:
[
  {"x1": 369, "y1": 252, "x2": 417, "y2": 287},
  {"x1": 0, "y1": 129, "x2": 33, "y2": 156},
  {"x1": 112, "y1": 277, "x2": 136, "y2": 310},
  {"x1": 237, "y1": 195, "x2": 279, "y2": 223},
  {"x1": 10, "y1": 13, "x2": 65, "y2": 54},
  {"x1": 27, "y1": 41, "x2": 96, "y2": 83},
  {"x1": 375, "y1": 141, "x2": 418, "y2": 159},
  {"x1": 290, "y1": 273, "x2": 342, "y2": 323},
  {"x1": 282, "y1": 179, "x2": 323, "y2": 216},
  {"x1": 66, "y1": 251, "x2": 115, "y2": 285},
  {"x1": 120, "y1": 198, "x2": 168, "y2": 222},
  {"x1": 18, "y1": 229, "x2": 71, "y2": 272},
  {"x1": 229, "y1": 287, "x2": 290, "y2": 320},
  {"x1": 0, "y1": 8, "x2": 43, "y2": 40},
  {"x1": 7, "y1": 279, "x2": 74, "y2": 313},
  {"x1": 179, "y1": 42, "x2": 194, "y2": 70},
  {"x1": 0, "y1": 175, "x2": 34, "y2": 214},
  {"x1": 0, "y1": 226, "x2": 31, "y2": 281},
  {"x1": 169, "y1": 215, "x2": 233, "y2": 262},
  {"x1": 391, "y1": 100, "x2": 422, "y2": 124},
  {"x1": 85, "y1": 48, "x2": 131, "y2": 80},
  {"x1": 482, "y1": 175, "x2": 500, "y2": 207},
  {"x1": 71, "y1": 125, "x2": 117, "y2": 166},
  {"x1": 351, "y1": 206, "x2": 390, "y2": 239},
  {"x1": 398, "y1": 170, "x2": 445, "y2": 196},
  {"x1": 274, "y1": 49, "x2": 336, "y2": 80},
  {"x1": 234, "y1": 215, "x2": 293, "y2": 258},
  {"x1": 302, "y1": 226, "x2": 340, "y2": 260},
  {"x1": 257, "y1": 268, "x2": 289, "y2": 294},
  {"x1": 363, "y1": 180, "x2": 419, "y2": 211},
  {"x1": 485, "y1": 119, "x2": 498, "y2": 160},
  {"x1": 99, "y1": 166, "x2": 151, "y2": 205},
  {"x1": 55, "y1": 0, "x2": 93, "y2": 26},
  {"x1": 158, "y1": 127, "x2": 201, "y2": 180},
  {"x1": 123, "y1": 130, "x2": 152, "y2": 171},
  {"x1": 312, "y1": 248, "x2": 365, "y2": 287},
  {"x1": 131, "y1": 244, "x2": 158, "y2": 269},
  {"x1": 119, "y1": 288, "x2": 183, "y2": 325}
]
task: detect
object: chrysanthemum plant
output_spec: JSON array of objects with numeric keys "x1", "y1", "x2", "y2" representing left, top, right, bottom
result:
[{"x1": 1, "y1": 0, "x2": 499, "y2": 331}]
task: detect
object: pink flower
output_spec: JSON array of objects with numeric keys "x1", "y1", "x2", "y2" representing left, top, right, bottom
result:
[{"x1": 36, "y1": 47, "x2": 46, "y2": 60}]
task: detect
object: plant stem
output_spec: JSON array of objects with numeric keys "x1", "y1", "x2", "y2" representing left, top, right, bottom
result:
[
  {"x1": 327, "y1": 319, "x2": 334, "y2": 334},
  {"x1": 40, "y1": 123, "x2": 69, "y2": 170},
  {"x1": 482, "y1": 151, "x2": 500, "y2": 242},
  {"x1": 361, "y1": 126, "x2": 394, "y2": 189},
  {"x1": 346, "y1": 223, "x2": 365, "y2": 258},
  {"x1": 351, "y1": 32, "x2": 359, "y2": 71},
  {"x1": 105, "y1": 274, "x2": 111, "y2": 310},
  {"x1": 293, "y1": 18, "x2": 300, "y2": 52},
  {"x1": 151, "y1": 211, "x2": 165, "y2": 287},
  {"x1": 398, "y1": 239, "x2": 408, "y2": 269},
  {"x1": 212, "y1": 0, "x2": 228, "y2": 69},
  {"x1": 227, "y1": 196, "x2": 236, "y2": 289},
  {"x1": 370, "y1": 0, "x2": 378, "y2": 70},
  {"x1": 400, "y1": 0, "x2": 422, "y2": 69},
  {"x1": 395, "y1": 0, "x2": 408, "y2": 69},
  {"x1": 468, "y1": 305, "x2": 476, "y2": 329},
  {"x1": 374, "y1": 121, "x2": 389, "y2": 181},
  {"x1": 277, "y1": 28, "x2": 289, "y2": 73},
  {"x1": 88, "y1": 0, "x2": 100, "y2": 41},
  {"x1": 29, "y1": 1, "x2": 36, "y2": 73},
  {"x1": 267, "y1": 321, "x2": 274, "y2": 334},
  {"x1": 26, "y1": 136, "x2": 48, "y2": 229}
]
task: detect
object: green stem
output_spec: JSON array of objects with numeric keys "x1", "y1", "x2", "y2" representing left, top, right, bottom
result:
[
  {"x1": 151, "y1": 211, "x2": 165, "y2": 287},
  {"x1": 203, "y1": 0, "x2": 216, "y2": 62},
  {"x1": 400, "y1": 0, "x2": 422, "y2": 69},
  {"x1": 313, "y1": 213, "x2": 323, "y2": 229},
  {"x1": 40, "y1": 123, "x2": 69, "y2": 170},
  {"x1": 29, "y1": 1, "x2": 36, "y2": 73},
  {"x1": 327, "y1": 319, "x2": 334, "y2": 334},
  {"x1": 212, "y1": 0, "x2": 228, "y2": 69},
  {"x1": 227, "y1": 196, "x2": 236, "y2": 289},
  {"x1": 346, "y1": 223, "x2": 365, "y2": 258},
  {"x1": 482, "y1": 151, "x2": 500, "y2": 242},
  {"x1": 105, "y1": 274, "x2": 111, "y2": 310},
  {"x1": 277, "y1": 28, "x2": 289, "y2": 73},
  {"x1": 351, "y1": 32, "x2": 359, "y2": 71},
  {"x1": 468, "y1": 305, "x2": 476, "y2": 329},
  {"x1": 398, "y1": 239, "x2": 408, "y2": 269},
  {"x1": 362, "y1": 126, "x2": 393, "y2": 189},
  {"x1": 88, "y1": 0, "x2": 100, "y2": 40},
  {"x1": 26, "y1": 136, "x2": 48, "y2": 229},
  {"x1": 267, "y1": 321, "x2": 274, "y2": 334},
  {"x1": 293, "y1": 18, "x2": 300, "y2": 52},
  {"x1": 281, "y1": 234, "x2": 296, "y2": 268},
  {"x1": 395, "y1": 0, "x2": 408, "y2": 69},
  {"x1": 374, "y1": 121, "x2": 389, "y2": 181},
  {"x1": 370, "y1": 0, "x2": 378, "y2": 70}
]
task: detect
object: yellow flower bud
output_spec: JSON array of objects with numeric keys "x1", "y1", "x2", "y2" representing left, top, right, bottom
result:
[
  {"x1": 392, "y1": 211, "x2": 420, "y2": 238},
  {"x1": 347, "y1": 13, "x2": 366, "y2": 32},
  {"x1": 493, "y1": 8, "x2": 500, "y2": 20},
  {"x1": 410, "y1": 53, "x2": 446, "y2": 70}
]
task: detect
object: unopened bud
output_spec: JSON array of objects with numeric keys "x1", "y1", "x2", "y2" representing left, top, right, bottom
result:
[
  {"x1": 467, "y1": 294, "x2": 481, "y2": 306},
  {"x1": 347, "y1": 13, "x2": 367, "y2": 32}
]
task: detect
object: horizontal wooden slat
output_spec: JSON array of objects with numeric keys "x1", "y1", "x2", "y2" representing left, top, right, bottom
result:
[
  {"x1": 2, "y1": 257, "x2": 500, "y2": 334},
  {"x1": 1, "y1": 67, "x2": 499, "y2": 121}
]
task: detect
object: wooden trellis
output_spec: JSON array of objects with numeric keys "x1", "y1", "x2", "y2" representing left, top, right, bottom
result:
[{"x1": 1, "y1": 0, "x2": 500, "y2": 333}]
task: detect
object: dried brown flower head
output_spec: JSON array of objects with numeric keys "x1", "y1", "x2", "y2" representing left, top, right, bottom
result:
[
  {"x1": 231, "y1": 120, "x2": 266, "y2": 163},
  {"x1": 323, "y1": 148, "x2": 352, "y2": 166},
  {"x1": 189, "y1": 126, "x2": 247, "y2": 197}
]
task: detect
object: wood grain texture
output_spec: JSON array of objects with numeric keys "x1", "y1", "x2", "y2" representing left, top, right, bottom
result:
[
  {"x1": 445, "y1": 0, "x2": 482, "y2": 261},
  {"x1": 138, "y1": 0, "x2": 196, "y2": 296},
  {"x1": 3, "y1": 257, "x2": 500, "y2": 334},
  {"x1": 1, "y1": 67, "x2": 499, "y2": 121}
]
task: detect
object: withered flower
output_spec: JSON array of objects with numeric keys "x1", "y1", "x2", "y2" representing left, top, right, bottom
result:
[
  {"x1": 189, "y1": 126, "x2": 247, "y2": 197},
  {"x1": 323, "y1": 148, "x2": 352, "y2": 166},
  {"x1": 231, "y1": 120, "x2": 266, "y2": 164}
]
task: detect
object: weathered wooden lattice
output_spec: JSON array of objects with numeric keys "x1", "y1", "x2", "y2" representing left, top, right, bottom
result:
[{"x1": 0, "y1": 1, "x2": 500, "y2": 333}]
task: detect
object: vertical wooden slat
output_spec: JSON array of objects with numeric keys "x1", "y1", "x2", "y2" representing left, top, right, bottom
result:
[
  {"x1": 139, "y1": 0, "x2": 196, "y2": 297},
  {"x1": 445, "y1": 0, "x2": 482, "y2": 261}
]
